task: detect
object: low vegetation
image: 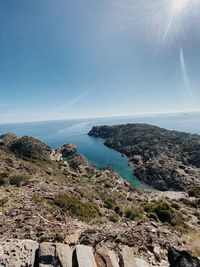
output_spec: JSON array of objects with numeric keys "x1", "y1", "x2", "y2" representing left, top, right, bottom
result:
[
  {"x1": 180, "y1": 198, "x2": 200, "y2": 209},
  {"x1": 144, "y1": 201, "x2": 185, "y2": 227},
  {"x1": 124, "y1": 204, "x2": 141, "y2": 220},
  {"x1": 31, "y1": 194, "x2": 44, "y2": 203},
  {"x1": 9, "y1": 174, "x2": 30, "y2": 187},
  {"x1": 0, "y1": 172, "x2": 30, "y2": 187},
  {"x1": 54, "y1": 193, "x2": 101, "y2": 222},
  {"x1": 188, "y1": 187, "x2": 200, "y2": 197},
  {"x1": 0, "y1": 195, "x2": 8, "y2": 206},
  {"x1": 187, "y1": 231, "x2": 200, "y2": 257}
]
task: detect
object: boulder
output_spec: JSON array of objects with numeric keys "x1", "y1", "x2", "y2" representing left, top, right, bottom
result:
[
  {"x1": 132, "y1": 258, "x2": 149, "y2": 267},
  {"x1": 96, "y1": 246, "x2": 119, "y2": 267},
  {"x1": 75, "y1": 245, "x2": 97, "y2": 267},
  {"x1": 64, "y1": 228, "x2": 83, "y2": 245},
  {"x1": 38, "y1": 242, "x2": 56, "y2": 266},
  {"x1": 37, "y1": 242, "x2": 73, "y2": 267},
  {"x1": 55, "y1": 243, "x2": 72, "y2": 267},
  {"x1": 121, "y1": 246, "x2": 149, "y2": 267},
  {"x1": 168, "y1": 247, "x2": 200, "y2": 267},
  {"x1": 60, "y1": 143, "x2": 77, "y2": 157},
  {"x1": 0, "y1": 239, "x2": 39, "y2": 267},
  {"x1": 52, "y1": 144, "x2": 77, "y2": 161}
]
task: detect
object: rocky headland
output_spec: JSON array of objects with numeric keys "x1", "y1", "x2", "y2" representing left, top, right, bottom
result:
[
  {"x1": 0, "y1": 132, "x2": 200, "y2": 266},
  {"x1": 88, "y1": 124, "x2": 200, "y2": 191}
]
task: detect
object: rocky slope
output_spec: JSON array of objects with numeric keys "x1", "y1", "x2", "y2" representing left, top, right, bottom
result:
[
  {"x1": 0, "y1": 133, "x2": 199, "y2": 266},
  {"x1": 88, "y1": 124, "x2": 200, "y2": 191}
]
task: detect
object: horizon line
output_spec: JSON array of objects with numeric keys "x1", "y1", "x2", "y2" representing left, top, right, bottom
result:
[{"x1": 0, "y1": 109, "x2": 200, "y2": 125}]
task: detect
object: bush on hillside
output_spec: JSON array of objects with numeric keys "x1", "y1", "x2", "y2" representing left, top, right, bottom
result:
[
  {"x1": 188, "y1": 187, "x2": 200, "y2": 197},
  {"x1": 0, "y1": 196, "x2": 8, "y2": 206},
  {"x1": 144, "y1": 201, "x2": 184, "y2": 227},
  {"x1": 0, "y1": 173, "x2": 9, "y2": 186},
  {"x1": 9, "y1": 174, "x2": 30, "y2": 187},
  {"x1": 54, "y1": 193, "x2": 100, "y2": 222}
]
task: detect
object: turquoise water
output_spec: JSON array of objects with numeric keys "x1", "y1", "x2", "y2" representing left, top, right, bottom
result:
[{"x1": 0, "y1": 112, "x2": 200, "y2": 188}]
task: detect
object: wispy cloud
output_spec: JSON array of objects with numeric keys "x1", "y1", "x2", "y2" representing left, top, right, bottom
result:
[
  {"x1": 49, "y1": 87, "x2": 95, "y2": 117},
  {"x1": 180, "y1": 48, "x2": 192, "y2": 96}
]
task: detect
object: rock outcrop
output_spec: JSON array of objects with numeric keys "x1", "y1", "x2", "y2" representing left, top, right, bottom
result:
[
  {"x1": 88, "y1": 124, "x2": 200, "y2": 191},
  {"x1": 1, "y1": 239, "x2": 199, "y2": 267},
  {"x1": 0, "y1": 240, "x2": 151, "y2": 267},
  {"x1": 168, "y1": 247, "x2": 200, "y2": 267},
  {"x1": 0, "y1": 133, "x2": 17, "y2": 146},
  {"x1": 67, "y1": 154, "x2": 95, "y2": 175},
  {"x1": 10, "y1": 136, "x2": 52, "y2": 161},
  {"x1": 52, "y1": 144, "x2": 77, "y2": 161},
  {"x1": 0, "y1": 239, "x2": 39, "y2": 267}
]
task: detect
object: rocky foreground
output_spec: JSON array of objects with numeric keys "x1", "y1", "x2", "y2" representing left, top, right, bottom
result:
[
  {"x1": 1, "y1": 239, "x2": 200, "y2": 267},
  {"x1": 0, "y1": 133, "x2": 200, "y2": 266},
  {"x1": 0, "y1": 239, "x2": 151, "y2": 266},
  {"x1": 88, "y1": 123, "x2": 200, "y2": 191}
]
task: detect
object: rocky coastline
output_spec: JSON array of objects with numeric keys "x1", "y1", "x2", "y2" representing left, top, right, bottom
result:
[{"x1": 88, "y1": 124, "x2": 200, "y2": 191}]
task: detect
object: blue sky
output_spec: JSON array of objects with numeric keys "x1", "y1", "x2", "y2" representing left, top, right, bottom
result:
[{"x1": 0, "y1": 0, "x2": 200, "y2": 123}]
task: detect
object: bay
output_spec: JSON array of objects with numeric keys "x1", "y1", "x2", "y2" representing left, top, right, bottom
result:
[{"x1": 0, "y1": 112, "x2": 199, "y2": 188}]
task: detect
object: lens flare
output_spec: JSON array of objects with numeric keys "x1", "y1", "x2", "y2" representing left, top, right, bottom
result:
[{"x1": 170, "y1": 0, "x2": 189, "y2": 13}]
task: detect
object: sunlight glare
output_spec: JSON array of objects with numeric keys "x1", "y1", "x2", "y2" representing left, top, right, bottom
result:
[{"x1": 170, "y1": 0, "x2": 189, "y2": 13}]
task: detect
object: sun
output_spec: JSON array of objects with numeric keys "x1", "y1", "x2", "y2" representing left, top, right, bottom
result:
[{"x1": 170, "y1": 0, "x2": 190, "y2": 13}]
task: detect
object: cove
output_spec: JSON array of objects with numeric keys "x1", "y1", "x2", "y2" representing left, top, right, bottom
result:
[
  {"x1": 69, "y1": 134, "x2": 149, "y2": 189},
  {"x1": 1, "y1": 113, "x2": 199, "y2": 189},
  {"x1": 0, "y1": 119, "x2": 148, "y2": 188}
]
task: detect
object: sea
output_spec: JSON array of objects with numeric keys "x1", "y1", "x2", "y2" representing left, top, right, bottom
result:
[{"x1": 0, "y1": 112, "x2": 200, "y2": 188}]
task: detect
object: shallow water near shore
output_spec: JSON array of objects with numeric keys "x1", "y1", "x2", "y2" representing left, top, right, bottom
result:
[{"x1": 0, "y1": 112, "x2": 200, "y2": 188}]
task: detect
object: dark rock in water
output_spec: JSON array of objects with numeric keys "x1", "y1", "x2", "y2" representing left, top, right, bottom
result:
[
  {"x1": 88, "y1": 124, "x2": 200, "y2": 191},
  {"x1": 168, "y1": 247, "x2": 200, "y2": 267},
  {"x1": 52, "y1": 143, "x2": 77, "y2": 161},
  {"x1": 0, "y1": 133, "x2": 17, "y2": 146},
  {"x1": 10, "y1": 136, "x2": 52, "y2": 161},
  {"x1": 58, "y1": 143, "x2": 77, "y2": 157}
]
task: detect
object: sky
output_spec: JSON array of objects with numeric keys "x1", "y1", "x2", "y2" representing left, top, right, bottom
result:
[{"x1": 0, "y1": 0, "x2": 200, "y2": 123}]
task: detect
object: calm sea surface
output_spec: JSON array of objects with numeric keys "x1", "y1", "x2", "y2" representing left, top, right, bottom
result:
[{"x1": 0, "y1": 112, "x2": 200, "y2": 188}]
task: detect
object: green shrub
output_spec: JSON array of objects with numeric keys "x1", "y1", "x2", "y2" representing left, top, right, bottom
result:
[
  {"x1": 109, "y1": 214, "x2": 119, "y2": 222},
  {"x1": 0, "y1": 173, "x2": 9, "y2": 186},
  {"x1": 188, "y1": 187, "x2": 200, "y2": 197},
  {"x1": 0, "y1": 196, "x2": 8, "y2": 206},
  {"x1": 124, "y1": 205, "x2": 141, "y2": 220},
  {"x1": 104, "y1": 198, "x2": 115, "y2": 210},
  {"x1": 9, "y1": 174, "x2": 30, "y2": 187},
  {"x1": 144, "y1": 201, "x2": 184, "y2": 226},
  {"x1": 114, "y1": 206, "x2": 122, "y2": 215},
  {"x1": 31, "y1": 194, "x2": 44, "y2": 203},
  {"x1": 180, "y1": 198, "x2": 199, "y2": 208},
  {"x1": 171, "y1": 202, "x2": 180, "y2": 210},
  {"x1": 146, "y1": 212, "x2": 159, "y2": 222},
  {"x1": 54, "y1": 194, "x2": 100, "y2": 222}
]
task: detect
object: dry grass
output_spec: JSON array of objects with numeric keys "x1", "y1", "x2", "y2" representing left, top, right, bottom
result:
[{"x1": 187, "y1": 231, "x2": 200, "y2": 257}]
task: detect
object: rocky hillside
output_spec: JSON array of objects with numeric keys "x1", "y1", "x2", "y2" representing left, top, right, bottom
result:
[
  {"x1": 0, "y1": 133, "x2": 200, "y2": 266},
  {"x1": 88, "y1": 124, "x2": 200, "y2": 191}
]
